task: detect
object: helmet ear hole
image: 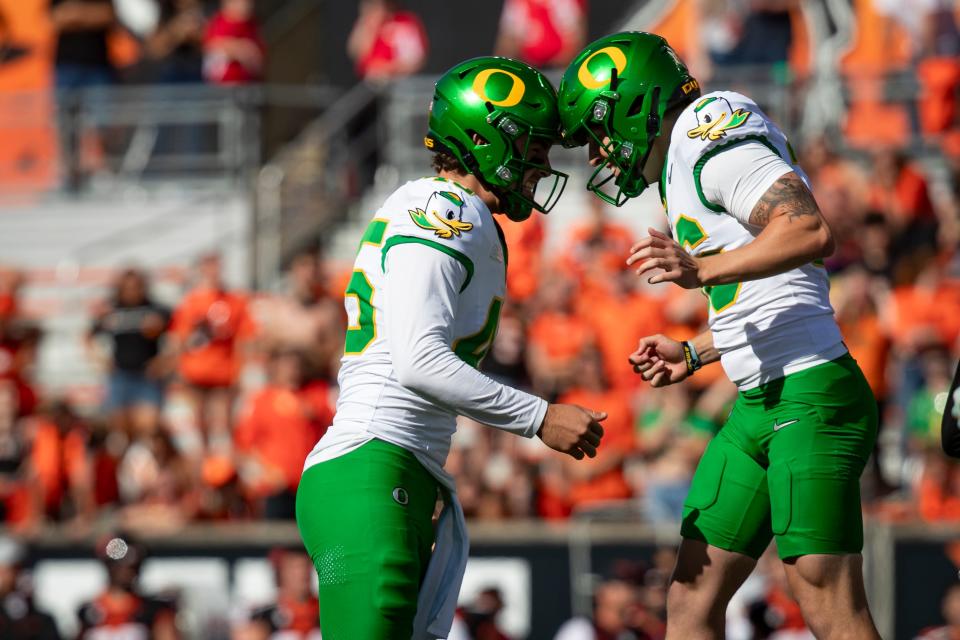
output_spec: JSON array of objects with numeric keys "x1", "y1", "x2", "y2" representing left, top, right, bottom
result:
[
  {"x1": 627, "y1": 94, "x2": 646, "y2": 117},
  {"x1": 466, "y1": 130, "x2": 490, "y2": 146},
  {"x1": 646, "y1": 87, "x2": 661, "y2": 135},
  {"x1": 647, "y1": 113, "x2": 660, "y2": 135}
]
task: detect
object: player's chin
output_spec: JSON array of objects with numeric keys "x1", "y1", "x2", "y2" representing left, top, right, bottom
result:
[{"x1": 519, "y1": 180, "x2": 538, "y2": 201}]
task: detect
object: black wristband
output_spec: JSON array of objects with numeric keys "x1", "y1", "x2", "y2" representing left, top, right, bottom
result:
[{"x1": 682, "y1": 341, "x2": 702, "y2": 375}]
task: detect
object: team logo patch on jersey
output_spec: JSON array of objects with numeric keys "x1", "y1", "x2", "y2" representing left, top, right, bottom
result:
[
  {"x1": 409, "y1": 191, "x2": 474, "y2": 239},
  {"x1": 686, "y1": 96, "x2": 752, "y2": 141}
]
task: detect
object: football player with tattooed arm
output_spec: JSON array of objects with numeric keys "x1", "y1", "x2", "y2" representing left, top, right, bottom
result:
[
  {"x1": 295, "y1": 57, "x2": 606, "y2": 639},
  {"x1": 558, "y1": 33, "x2": 880, "y2": 639}
]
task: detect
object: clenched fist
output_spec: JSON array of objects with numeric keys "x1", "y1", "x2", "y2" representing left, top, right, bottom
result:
[
  {"x1": 537, "y1": 404, "x2": 606, "y2": 460},
  {"x1": 628, "y1": 334, "x2": 690, "y2": 387}
]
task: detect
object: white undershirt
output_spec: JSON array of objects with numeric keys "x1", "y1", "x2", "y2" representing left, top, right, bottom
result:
[{"x1": 698, "y1": 141, "x2": 795, "y2": 224}]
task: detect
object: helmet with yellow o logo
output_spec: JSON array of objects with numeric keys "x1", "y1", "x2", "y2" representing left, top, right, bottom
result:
[
  {"x1": 425, "y1": 56, "x2": 567, "y2": 222},
  {"x1": 558, "y1": 32, "x2": 700, "y2": 205}
]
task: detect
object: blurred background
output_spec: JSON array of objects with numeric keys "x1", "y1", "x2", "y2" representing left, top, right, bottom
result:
[{"x1": 0, "y1": 0, "x2": 957, "y2": 638}]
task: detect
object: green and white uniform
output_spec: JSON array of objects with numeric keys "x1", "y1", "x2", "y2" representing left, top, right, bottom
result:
[
  {"x1": 297, "y1": 177, "x2": 546, "y2": 639},
  {"x1": 662, "y1": 91, "x2": 877, "y2": 559}
]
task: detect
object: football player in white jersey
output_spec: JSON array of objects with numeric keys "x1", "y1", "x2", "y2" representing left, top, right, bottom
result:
[
  {"x1": 558, "y1": 33, "x2": 880, "y2": 639},
  {"x1": 296, "y1": 57, "x2": 607, "y2": 639}
]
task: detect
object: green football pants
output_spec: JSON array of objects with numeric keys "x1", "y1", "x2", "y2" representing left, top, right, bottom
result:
[{"x1": 296, "y1": 438, "x2": 439, "y2": 639}]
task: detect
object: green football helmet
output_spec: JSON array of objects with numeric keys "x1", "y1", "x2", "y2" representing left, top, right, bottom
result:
[
  {"x1": 425, "y1": 56, "x2": 567, "y2": 222},
  {"x1": 558, "y1": 32, "x2": 700, "y2": 206}
]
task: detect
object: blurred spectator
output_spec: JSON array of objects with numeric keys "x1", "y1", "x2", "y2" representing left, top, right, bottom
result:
[
  {"x1": 735, "y1": 1, "x2": 797, "y2": 66},
  {"x1": 0, "y1": 537, "x2": 61, "y2": 639},
  {"x1": 202, "y1": 0, "x2": 264, "y2": 84},
  {"x1": 551, "y1": 348, "x2": 634, "y2": 515},
  {"x1": 0, "y1": 311, "x2": 41, "y2": 435},
  {"x1": 0, "y1": 396, "x2": 29, "y2": 526},
  {"x1": 494, "y1": 0, "x2": 586, "y2": 69},
  {"x1": 22, "y1": 401, "x2": 95, "y2": 532},
  {"x1": 87, "y1": 268, "x2": 170, "y2": 439},
  {"x1": 561, "y1": 199, "x2": 634, "y2": 283},
  {"x1": 77, "y1": 535, "x2": 179, "y2": 639},
  {"x1": 800, "y1": 136, "x2": 869, "y2": 270},
  {"x1": 857, "y1": 212, "x2": 896, "y2": 280},
  {"x1": 875, "y1": 0, "x2": 960, "y2": 59},
  {"x1": 631, "y1": 384, "x2": 713, "y2": 525},
  {"x1": 554, "y1": 579, "x2": 652, "y2": 640},
  {"x1": 577, "y1": 271, "x2": 667, "y2": 393},
  {"x1": 346, "y1": 0, "x2": 427, "y2": 82},
  {"x1": 743, "y1": 550, "x2": 812, "y2": 639},
  {"x1": 916, "y1": 582, "x2": 960, "y2": 639},
  {"x1": 916, "y1": 450, "x2": 960, "y2": 522},
  {"x1": 0, "y1": 267, "x2": 22, "y2": 321},
  {"x1": 450, "y1": 587, "x2": 510, "y2": 640},
  {"x1": 50, "y1": 0, "x2": 118, "y2": 191},
  {"x1": 833, "y1": 267, "x2": 890, "y2": 402},
  {"x1": 116, "y1": 428, "x2": 197, "y2": 532},
  {"x1": 49, "y1": 0, "x2": 117, "y2": 90},
  {"x1": 233, "y1": 547, "x2": 320, "y2": 640},
  {"x1": 481, "y1": 304, "x2": 530, "y2": 390},
  {"x1": 498, "y1": 212, "x2": 545, "y2": 304},
  {"x1": 147, "y1": 0, "x2": 207, "y2": 83},
  {"x1": 700, "y1": 0, "x2": 742, "y2": 70},
  {"x1": 254, "y1": 249, "x2": 344, "y2": 382},
  {"x1": 234, "y1": 349, "x2": 331, "y2": 520},
  {"x1": 167, "y1": 252, "x2": 254, "y2": 456},
  {"x1": 868, "y1": 148, "x2": 939, "y2": 255},
  {"x1": 906, "y1": 346, "x2": 954, "y2": 451},
  {"x1": 526, "y1": 272, "x2": 595, "y2": 398}
]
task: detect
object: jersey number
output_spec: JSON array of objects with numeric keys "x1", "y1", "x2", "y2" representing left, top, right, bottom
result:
[
  {"x1": 453, "y1": 298, "x2": 502, "y2": 368},
  {"x1": 675, "y1": 215, "x2": 742, "y2": 313},
  {"x1": 344, "y1": 219, "x2": 388, "y2": 355}
]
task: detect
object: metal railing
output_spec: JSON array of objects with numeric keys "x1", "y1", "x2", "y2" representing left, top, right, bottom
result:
[
  {"x1": 253, "y1": 82, "x2": 383, "y2": 288},
  {"x1": 0, "y1": 83, "x2": 343, "y2": 196}
]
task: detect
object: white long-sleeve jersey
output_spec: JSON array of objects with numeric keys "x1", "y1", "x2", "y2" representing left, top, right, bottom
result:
[{"x1": 302, "y1": 177, "x2": 547, "y2": 489}]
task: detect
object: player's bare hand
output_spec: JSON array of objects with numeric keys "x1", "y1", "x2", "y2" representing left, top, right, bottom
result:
[
  {"x1": 628, "y1": 334, "x2": 689, "y2": 387},
  {"x1": 626, "y1": 227, "x2": 703, "y2": 289},
  {"x1": 538, "y1": 404, "x2": 607, "y2": 460}
]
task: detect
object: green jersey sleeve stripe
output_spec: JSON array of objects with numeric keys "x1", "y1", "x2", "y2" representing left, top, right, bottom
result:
[
  {"x1": 381, "y1": 235, "x2": 475, "y2": 293},
  {"x1": 692, "y1": 134, "x2": 787, "y2": 214}
]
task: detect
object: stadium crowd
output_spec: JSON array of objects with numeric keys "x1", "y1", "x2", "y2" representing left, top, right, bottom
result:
[{"x1": 2, "y1": 133, "x2": 958, "y2": 533}]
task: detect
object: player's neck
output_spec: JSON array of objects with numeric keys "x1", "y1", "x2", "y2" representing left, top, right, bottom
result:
[
  {"x1": 437, "y1": 170, "x2": 499, "y2": 212},
  {"x1": 644, "y1": 110, "x2": 680, "y2": 185}
]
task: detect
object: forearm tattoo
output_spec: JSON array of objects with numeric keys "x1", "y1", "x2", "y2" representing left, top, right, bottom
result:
[{"x1": 748, "y1": 172, "x2": 820, "y2": 227}]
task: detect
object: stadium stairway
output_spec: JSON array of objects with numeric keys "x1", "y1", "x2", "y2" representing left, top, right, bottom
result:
[{"x1": 0, "y1": 187, "x2": 250, "y2": 408}]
